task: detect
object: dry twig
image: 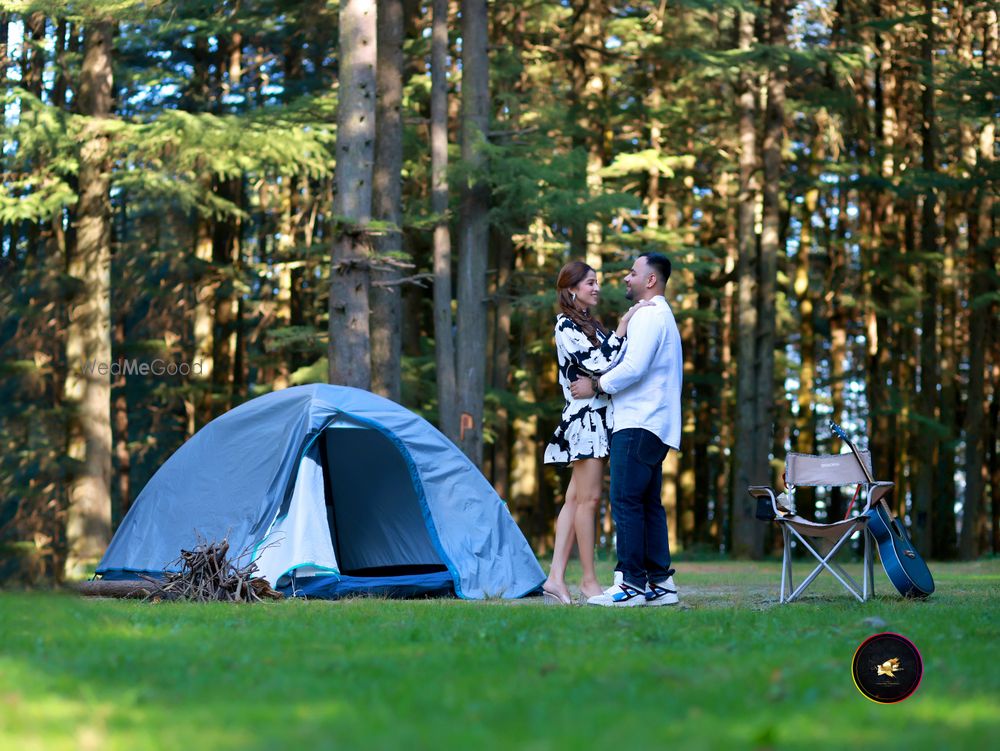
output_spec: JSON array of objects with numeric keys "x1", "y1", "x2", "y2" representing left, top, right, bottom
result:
[{"x1": 142, "y1": 536, "x2": 283, "y2": 603}]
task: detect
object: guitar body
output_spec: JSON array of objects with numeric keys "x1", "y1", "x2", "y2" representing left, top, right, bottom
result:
[{"x1": 865, "y1": 501, "x2": 935, "y2": 598}]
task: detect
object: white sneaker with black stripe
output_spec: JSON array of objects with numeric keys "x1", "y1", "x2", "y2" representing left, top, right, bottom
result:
[
  {"x1": 645, "y1": 576, "x2": 679, "y2": 606},
  {"x1": 587, "y1": 572, "x2": 647, "y2": 607}
]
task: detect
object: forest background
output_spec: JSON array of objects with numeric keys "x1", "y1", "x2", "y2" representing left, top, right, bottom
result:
[{"x1": 1, "y1": 0, "x2": 996, "y2": 583}]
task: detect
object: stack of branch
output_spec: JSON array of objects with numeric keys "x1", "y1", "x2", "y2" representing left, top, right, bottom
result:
[{"x1": 142, "y1": 538, "x2": 283, "y2": 603}]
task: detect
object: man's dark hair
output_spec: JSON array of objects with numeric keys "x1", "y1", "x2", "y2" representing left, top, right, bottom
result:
[{"x1": 640, "y1": 252, "x2": 672, "y2": 287}]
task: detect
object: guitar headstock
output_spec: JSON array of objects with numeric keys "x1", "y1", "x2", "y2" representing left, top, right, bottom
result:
[{"x1": 830, "y1": 420, "x2": 849, "y2": 442}]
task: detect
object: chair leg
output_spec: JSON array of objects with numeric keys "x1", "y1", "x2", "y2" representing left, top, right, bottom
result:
[
  {"x1": 830, "y1": 561, "x2": 862, "y2": 594},
  {"x1": 863, "y1": 529, "x2": 874, "y2": 601},
  {"x1": 780, "y1": 525, "x2": 793, "y2": 604},
  {"x1": 787, "y1": 527, "x2": 864, "y2": 602}
]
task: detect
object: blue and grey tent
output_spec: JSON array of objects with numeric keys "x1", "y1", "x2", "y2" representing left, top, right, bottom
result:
[{"x1": 97, "y1": 384, "x2": 544, "y2": 599}]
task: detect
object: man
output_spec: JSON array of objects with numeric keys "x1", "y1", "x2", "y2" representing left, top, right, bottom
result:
[{"x1": 569, "y1": 253, "x2": 682, "y2": 607}]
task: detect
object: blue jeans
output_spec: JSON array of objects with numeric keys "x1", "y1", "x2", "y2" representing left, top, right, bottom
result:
[{"x1": 610, "y1": 428, "x2": 674, "y2": 589}]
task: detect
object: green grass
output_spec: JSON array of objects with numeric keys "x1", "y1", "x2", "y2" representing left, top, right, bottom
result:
[{"x1": 1, "y1": 560, "x2": 998, "y2": 750}]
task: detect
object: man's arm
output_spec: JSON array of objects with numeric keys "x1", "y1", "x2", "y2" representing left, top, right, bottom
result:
[{"x1": 597, "y1": 308, "x2": 662, "y2": 395}]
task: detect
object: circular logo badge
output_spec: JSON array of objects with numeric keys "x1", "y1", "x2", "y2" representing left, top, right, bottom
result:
[{"x1": 852, "y1": 633, "x2": 923, "y2": 703}]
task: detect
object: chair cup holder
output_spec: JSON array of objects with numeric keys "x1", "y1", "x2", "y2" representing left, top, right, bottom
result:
[{"x1": 756, "y1": 497, "x2": 776, "y2": 521}]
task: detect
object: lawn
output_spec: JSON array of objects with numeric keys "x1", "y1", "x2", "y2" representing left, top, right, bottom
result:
[{"x1": 1, "y1": 559, "x2": 998, "y2": 751}]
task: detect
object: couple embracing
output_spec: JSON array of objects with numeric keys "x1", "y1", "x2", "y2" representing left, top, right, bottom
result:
[{"x1": 541, "y1": 253, "x2": 682, "y2": 607}]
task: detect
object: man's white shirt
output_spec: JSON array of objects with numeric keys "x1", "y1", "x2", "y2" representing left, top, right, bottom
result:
[{"x1": 597, "y1": 295, "x2": 682, "y2": 450}]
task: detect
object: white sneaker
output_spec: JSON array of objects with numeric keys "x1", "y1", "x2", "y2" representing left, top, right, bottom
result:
[
  {"x1": 587, "y1": 578, "x2": 647, "y2": 607},
  {"x1": 591, "y1": 570, "x2": 624, "y2": 596},
  {"x1": 644, "y1": 576, "x2": 679, "y2": 606}
]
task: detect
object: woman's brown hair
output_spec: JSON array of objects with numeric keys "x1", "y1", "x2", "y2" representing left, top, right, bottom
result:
[{"x1": 556, "y1": 261, "x2": 607, "y2": 345}]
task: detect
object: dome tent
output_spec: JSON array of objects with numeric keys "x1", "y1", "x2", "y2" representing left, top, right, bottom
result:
[{"x1": 97, "y1": 384, "x2": 544, "y2": 599}]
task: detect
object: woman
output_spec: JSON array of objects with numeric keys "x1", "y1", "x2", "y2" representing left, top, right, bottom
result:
[{"x1": 542, "y1": 261, "x2": 650, "y2": 604}]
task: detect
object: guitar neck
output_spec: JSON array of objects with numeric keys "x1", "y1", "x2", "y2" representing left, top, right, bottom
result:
[{"x1": 830, "y1": 421, "x2": 875, "y2": 484}]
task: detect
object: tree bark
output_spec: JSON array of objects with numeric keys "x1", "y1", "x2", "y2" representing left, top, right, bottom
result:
[
  {"x1": 51, "y1": 19, "x2": 71, "y2": 109},
  {"x1": 960, "y1": 7, "x2": 997, "y2": 557},
  {"x1": 912, "y1": 0, "x2": 939, "y2": 555},
  {"x1": 0, "y1": 14, "x2": 9, "y2": 271},
  {"x1": 329, "y1": 0, "x2": 377, "y2": 389},
  {"x1": 569, "y1": 1, "x2": 607, "y2": 268},
  {"x1": 370, "y1": 0, "x2": 404, "y2": 402},
  {"x1": 794, "y1": 122, "x2": 820, "y2": 520},
  {"x1": 829, "y1": 186, "x2": 850, "y2": 518},
  {"x1": 211, "y1": 176, "x2": 241, "y2": 406},
  {"x1": 113, "y1": 318, "x2": 130, "y2": 522},
  {"x1": 491, "y1": 229, "x2": 514, "y2": 499},
  {"x1": 756, "y1": 0, "x2": 786, "y2": 500},
  {"x1": 730, "y1": 9, "x2": 764, "y2": 558},
  {"x1": 64, "y1": 20, "x2": 115, "y2": 578},
  {"x1": 935, "y1": 193, "x2": 958, "y2": 558},
  {"x1": 21, "y1": 12, "x2": 46, "y2": 264},
  {"x1": 456, "y1": 0, "x2": 490, "y2": 465},
  {"x1": 431, "y1": 0, "x2": 459, "y2": 442},
  {"x1": 868, "y1": 0, "x2": 898, "y2": 485}
]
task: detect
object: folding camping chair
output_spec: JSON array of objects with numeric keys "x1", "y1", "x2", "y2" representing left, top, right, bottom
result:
[{"x1": 749, "y1": 450, "x2": 894, "y2": 603}]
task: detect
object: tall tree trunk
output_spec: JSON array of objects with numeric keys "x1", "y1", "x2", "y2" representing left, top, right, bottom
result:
[
  {"x1": 51, "y1": 19, "x2": 71, "y2": 108},
  {"x1": 113, "y1": 317, "x2": 130, "y2": 523},
  {"x1": 645, "y1": 1, "x2": 668, "y2": 230},
  {"x1": 794, "y1": 126, "x2": 820, "y2": 520},
  {"x1": 989, "y1": 10, "x2": 1000, "y2": 557},
  {"x1": 0, "y1": 13, "x2": 9, "y2": 95},
  {"x1": 992, "y1": 396, "x2": 1000, "y2": 555},
  {"x1": 511, "y1": 265, "x2": 542, "y2": 545},
  {"x1": 456, "y1": 0, "x2": 490, "y2": 465},
  {"x1": 211, "y1": 176, "x2": 241, "y2": 406},
  {"x1": 756, "y1": 0, "x2": 786, "y2": 502},
  {"x1": 492, "y1": 229, "x2": 514, "y2": 499},
  {"x1": 898, "y1": 206, "x2": 918, "y2": 519},
  {"x1": 0, "y1": 14, "x2": 8, "y2": 269},
  {"x1": 64, "y1": 21, "x2": 115, "y2": 578},
  {"x1": 717, "y1": 170, "x2": 737, "y2": 549},
  {"x1": 693, "y1": 286, "x2": 712, "y2": 544},
  {"x1": 912, "y1": 0, "x2": 939, "y2": 555},
  {"x1": 960, "y1": 8, "x2": 996, "y2": 557},
  {"x1": 829, "y1": 187, "x2": 850, "y2": 518},
  {"x1": 569, "y1": 1, "x2": 607, "y2": 268},
  {"x1": 935, "y1": 195, "x2": 958, "y2": 558},
  {"x1": 232, "y1": 294, "x2": 247, "y2": 406},
  {"x1": 431, "y1": 0, "x2": 458, "y2": 441},
  {"x1": 329, "y1": 0, "x2": 377, "y2": 389},
  {"x1": 868, "y1": 0, "x2": 898, "y2": 484},
  {"x1": 731, "y1": 9, "x2": 764, "y2": 558},
  {"x1": 21, "y1": 12, "x2": 46, "y2": 264},
  {"x1": 370, "y1": 0, "x2": 404, "y2": 401},
  {"x1": 188, "y1": 34, "x2": 215, "y2": 423}
]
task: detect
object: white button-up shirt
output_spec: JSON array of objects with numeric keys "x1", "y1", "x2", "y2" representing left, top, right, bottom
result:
[{"x1": 597, "y1": 295, "x2": 683, "y2": 450}]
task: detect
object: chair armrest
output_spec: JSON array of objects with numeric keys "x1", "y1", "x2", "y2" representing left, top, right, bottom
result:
[
  {"x1": 748, "y1": 485, "x2": 782, "y2": 520},
  {"x1": 864, "y1": 481, "x2": 894, "y2": 510}
]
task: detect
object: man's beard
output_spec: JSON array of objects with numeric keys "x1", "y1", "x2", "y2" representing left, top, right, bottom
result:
[{"x1": 625, "y1": 287, "x2": 634, "y2": 301}]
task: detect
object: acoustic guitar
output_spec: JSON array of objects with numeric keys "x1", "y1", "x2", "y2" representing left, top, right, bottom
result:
[{"x1": 830, "y1": 421, "x2": 935, "y2": 599}]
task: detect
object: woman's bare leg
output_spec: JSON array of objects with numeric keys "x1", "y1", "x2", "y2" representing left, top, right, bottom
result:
[
  {"x1": 572, "y1": 458, "x2": 605, "y2": 598},
  {"x1": 544, "y1": 475, "x2": 577, "y2": 602}
]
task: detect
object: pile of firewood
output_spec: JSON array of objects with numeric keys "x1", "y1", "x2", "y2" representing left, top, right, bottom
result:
[{"x1": 141, "y1": 538, "x2": 283, "y2": 603}]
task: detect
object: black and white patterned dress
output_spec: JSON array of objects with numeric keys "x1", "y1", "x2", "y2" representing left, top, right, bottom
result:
[{"x1": 543, "y1": 314, "x2": 625, "y2": 466}]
